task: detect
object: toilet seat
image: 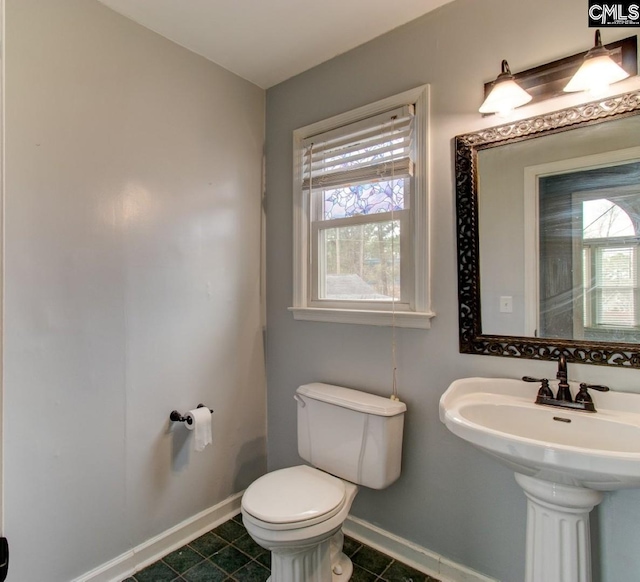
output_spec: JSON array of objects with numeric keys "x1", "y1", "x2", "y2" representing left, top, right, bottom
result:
[{"x1": 242, "y1": 465, "x2": 347, "y2": 529}]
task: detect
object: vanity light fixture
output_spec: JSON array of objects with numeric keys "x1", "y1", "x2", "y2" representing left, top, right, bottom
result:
[
  {"x1": 479, "y1": 60, "x2": 532, "y2": 116},
  {"x1": 563, "y1": 30, "x2": 630, "y2": 96},
  {"x1": 480, "y1": 34, "x2": 637, "y2": 116}
]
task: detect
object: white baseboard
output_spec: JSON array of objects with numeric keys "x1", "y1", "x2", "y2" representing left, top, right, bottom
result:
[
  {"x1": 343, "y1": 515, "x2": 498, "y2": 582},
  {"x1": 72, "y1": 492, "x2": 243, "y2": 582},
  {"x1": 73, "y1": 495, "x2": 496, "y2": 582}
]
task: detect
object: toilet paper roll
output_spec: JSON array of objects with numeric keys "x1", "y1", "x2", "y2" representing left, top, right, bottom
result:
[{"x1": 185, "y1": 407, "x2": 212, "y2": 452}]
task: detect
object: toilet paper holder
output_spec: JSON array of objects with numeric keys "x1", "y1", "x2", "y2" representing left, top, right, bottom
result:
[{"x1": 170, "y1": 404, "x2": 214, "y2": 425}]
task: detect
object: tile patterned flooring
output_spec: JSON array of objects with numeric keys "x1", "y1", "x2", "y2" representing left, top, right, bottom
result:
[{"x1": 123, "y1": 514, "x2": 440, "y2": 582}]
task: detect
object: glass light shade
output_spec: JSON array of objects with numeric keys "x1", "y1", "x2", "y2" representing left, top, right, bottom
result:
[
  {"x1": 479, "y1": 78, "x2": 532, "y2": 115},
  {"x1": 563, "y1": 54, "x2": 629, "y2": 95},
  {"x1": 564, "y1": 30, "x2": 630, "y2": 97}
]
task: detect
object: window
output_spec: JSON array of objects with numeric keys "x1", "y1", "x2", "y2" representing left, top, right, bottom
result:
[
  {"x1": 290, "y1": 86, "x2": 432, "y2": 327},
  {"x1": 579, "y1": 196, "x2": 640, "y2": 333}
]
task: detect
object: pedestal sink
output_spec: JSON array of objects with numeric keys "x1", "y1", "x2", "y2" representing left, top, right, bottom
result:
[{"x1": 440, "y1": 377, "x2": 640, "y2": 582}]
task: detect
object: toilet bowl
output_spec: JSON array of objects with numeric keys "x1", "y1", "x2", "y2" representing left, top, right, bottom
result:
[
  {"x1": 242, "y1": 465, "x2": 359, "y2": 582},
  {"x1": 241, "y1": 383, "x2": 406, "y2": 582}
]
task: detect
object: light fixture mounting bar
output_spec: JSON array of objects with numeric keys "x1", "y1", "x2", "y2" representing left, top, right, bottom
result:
[{"x1": 483, "y1": 36, "x2": 637, "y2": 107}]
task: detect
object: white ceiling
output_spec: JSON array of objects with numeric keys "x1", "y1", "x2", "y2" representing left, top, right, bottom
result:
[{"x1": 98, "y1": 0, "x2": 454, "y2": 88}]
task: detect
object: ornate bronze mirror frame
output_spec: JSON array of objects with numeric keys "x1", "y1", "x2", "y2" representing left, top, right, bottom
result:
[{"x1": 455, "y1": 89, "x2": 640, "y2": 367}]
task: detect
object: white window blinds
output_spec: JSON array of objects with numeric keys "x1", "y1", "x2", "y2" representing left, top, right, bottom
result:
[{"x1": 302, "y1": 105, "x2": 414, "y2": 192}]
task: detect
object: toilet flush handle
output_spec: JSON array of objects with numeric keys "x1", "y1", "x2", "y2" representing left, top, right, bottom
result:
[{"x1": 293, "y1": 394, "x2": 306, "y2": 407}]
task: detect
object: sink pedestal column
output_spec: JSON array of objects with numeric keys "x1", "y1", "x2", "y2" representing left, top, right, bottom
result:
[{"x1": 515, "y1": 474, "x2": 603, "y2": 582}]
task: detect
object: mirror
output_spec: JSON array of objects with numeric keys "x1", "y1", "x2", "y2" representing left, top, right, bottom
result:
[{"x1": 455, "y1": 89, "x2": 640, "y2": 367}]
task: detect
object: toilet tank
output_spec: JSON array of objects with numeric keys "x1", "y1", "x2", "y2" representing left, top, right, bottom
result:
[{"x1": 296, "y1": 383, "x2": 406, "y2": 489}]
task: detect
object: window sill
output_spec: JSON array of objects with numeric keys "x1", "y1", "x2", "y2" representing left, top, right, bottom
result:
[{"x1": 288, "y1": 307, "x2": 435, "y2": 328}]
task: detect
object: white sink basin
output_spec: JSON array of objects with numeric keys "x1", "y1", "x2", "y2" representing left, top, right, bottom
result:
[{"x1": 439, "y1": 377, "x2": 640, "y2": 490}]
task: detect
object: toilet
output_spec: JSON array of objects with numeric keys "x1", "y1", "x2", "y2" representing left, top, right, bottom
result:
[{"x1": 241, "y1": 382, "x2": 406, "y2": 582}]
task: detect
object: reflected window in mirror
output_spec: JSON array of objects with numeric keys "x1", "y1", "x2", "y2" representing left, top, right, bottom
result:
[
  {"x1": 537, "y1": 161, "x2": 640, "y2": 342},
  {"x1": 581, "y1": 197, "x2": 638, "y2": 333}
]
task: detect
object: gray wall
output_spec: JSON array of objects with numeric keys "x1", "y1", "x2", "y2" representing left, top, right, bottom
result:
[
  {"x1": 265, "y1": 1, "x2": 640, "y2": 580},
  {"x1": 4, "y1": 1, "x2": 266, "y2": 580}
]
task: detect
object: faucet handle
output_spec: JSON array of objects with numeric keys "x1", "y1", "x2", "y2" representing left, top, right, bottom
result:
[
  {"x1": 579, "y1": 383, "x2": 610, "y2": 392},
  {"x1": 536, "y1": 379, "x2": 554, "y2": 400},
  {"x1": 575, "y1": 384, "x2": 600, "y2": 412},
  {"x1": 575, "y1": 384, "x2": 594, "y2": 405},
  {"x1": 523, "y1": 377, "x2": 558, "y2": 400}
]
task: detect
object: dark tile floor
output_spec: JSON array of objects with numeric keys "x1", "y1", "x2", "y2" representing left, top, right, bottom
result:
[{"x1": 123, "y1": 514, "x2": 440, "y2": 582}]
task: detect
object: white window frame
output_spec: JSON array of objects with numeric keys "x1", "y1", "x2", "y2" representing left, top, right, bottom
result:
[
  {"x1": 580, "y1": 239, "x2": 640, "y2": 330},
  {"x1": 572, "y1": 189, "x2": 640, "y2": 337},
  {"x1": 289, "y1": 86, "x2": 433, "y2": 328}
]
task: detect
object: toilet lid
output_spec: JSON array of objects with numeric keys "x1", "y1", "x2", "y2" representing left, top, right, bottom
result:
[{"x1": 242, "y1": 465, "x2": 346, "y2": 524}]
